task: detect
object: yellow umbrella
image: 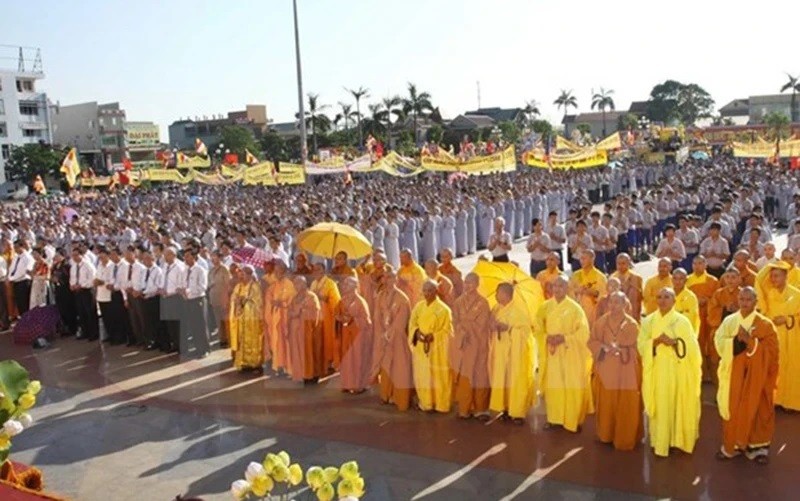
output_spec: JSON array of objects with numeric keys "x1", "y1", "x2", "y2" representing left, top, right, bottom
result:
[
  {"x1": 297, "y1": 222, "x2": 372, "y2": 260},
  {"x1": 471, "y1": 260, "x2": 545, "y2": 321}
]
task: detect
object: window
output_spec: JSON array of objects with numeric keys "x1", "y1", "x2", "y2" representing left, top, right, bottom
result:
[
  {"x1": 88, "y1": 119, "x2": 95, "y2": 128},
  {"x1": 0, "y1": 122, "x2": 7, "y2": 137},
  {"x1": 23, "y1": 129, "x2": 41, "y2": 138},
  {"x1": 0, "y1": 99, "x2": 4, "y2": 115},
  {"x1": 19, "y1": 103, "x2": 38, "y2": 116},
  {"x1": 15, "y1": 79, "x2": 33, "y2": 92},
  {"x1": 1, "y1": 144, "x2": 9, "y2": 160},
  {"x1": 112, "y1": 117, "x2": 117, "y2": 126}
]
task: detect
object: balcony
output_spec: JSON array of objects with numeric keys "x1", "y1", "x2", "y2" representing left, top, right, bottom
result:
[{"x1": 17, "y1": 115, "x2": 48, "y2": 130}]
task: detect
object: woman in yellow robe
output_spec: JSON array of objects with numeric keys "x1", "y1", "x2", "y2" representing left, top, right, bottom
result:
[
  {"x1": 638, "y1": 287, "x2": 702, "y2": 457},
  {"x1": 535, "y1": 275, "x2": 592, "y2": 432},
  {"x1": 229, "y1": 265, "x2": 265, "y2": 371}
]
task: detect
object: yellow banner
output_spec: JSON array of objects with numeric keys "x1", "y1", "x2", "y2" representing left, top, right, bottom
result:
[
  {"x1": 596, "y1": 132, "x2": 622, "y2": 151},
  {"x1": 420, "y1": 146, "x2": 516, "y2": 174},
  {"x1": 146, "y1": 169, "x2": 192, "y2": 182},
  {"x1": 732, "y1": 139, "x2": 800, "y2": 158},
  {"x1": 176, "y1": 154, "x2": 211, "y2": 169},
  {"x1": 556, "y1": 136, "x2": 581, "y2": 150},
  {"x1": 525, "y1": 148, "x2": 608, "y2": 169},
  {"x1": 275, "y1": 164, "x2": 306, "y2": 185}
]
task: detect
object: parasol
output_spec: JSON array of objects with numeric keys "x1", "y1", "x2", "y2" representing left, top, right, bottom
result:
[
  {"x1": 471, "y1": 260, "x2": 545, "y2": 321},
  {"x1": 231, "y1": 246, "x2": 272, "y2": 269},
  {"x1": 296, "y1": 222, "x2": 372, "y2": 260}
]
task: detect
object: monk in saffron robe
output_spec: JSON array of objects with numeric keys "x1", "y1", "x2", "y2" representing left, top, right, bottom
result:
[
  {"x1": 330, "y1": 251, "x2": 357, "y2": 285},
  {"x1": 310, "y1": 263, "x2": 341, "y2": 372},
  {"x1": 707, "y1": 268, "x2": 741, "y2": 383},
  {"x1": 489, "y1": 282, "x2": 537, "y2": 425},
  {"x1": 370, "y1": 270, "x2": 413, "y2": 411},
  {"x1": 715, "y1": 287, "x2": 779, "y2": 464},
  {"x1": 672, "y1": 268, "x2": 700, "y2": 336},
  {"x1": 642, "y1": 258, "x2": 674, "y2": 315},
  {"x1": 358, "y1": 251, "x2": 388, "y2": 317},
  {"x1": 264, "y1": 261, "x2": 295, "y2": 375},
  {"x1": 596, "y1": 277, "x2": 625, "y2": 319},
  {"x1": 760, "y1": 262, "x2": 800, "y2": 411},
  {"x1": 287, "y1": 277, "x2": 324, "y2": 383},
  {"x1": 588, "y1": 291, "x2": 642, "y2": 450},
  {"x1": 424, "y1": 259, "x2": 455, "y2": 307},
  {"x1": 409, "y1": 280, "x2": 453, "y2": 413},
  {"x1": 535, "y1": 252, "x2": 561, "y2": 300},
  {"x1": 568, "y1": 249, "x2": 607, "y2": 327},
  {"x1": 438, "y1": 248, "x2": 464, "y2": 298},
  {"x1": 687, "y1": 255, "x2": 719, "y2": 360},
  {"x1": 755, "y1": 249, "x2": 800, "y2": 310},
  {"x1": 535, "y1": 275, "x2": 592, "y2": 432},
  {"x1": 398, "y1": 249, "x2": 426, "y2": 308},
  {"x1": 611, "y1": 253, "x2": 643, "y2": 320},
  {"x1": 732, "y1": 250, "x2": 757, "y2": 288},
  {"x1": 451, "y1": 273, "x2": 492, "y2": 420},
  {"x1": 638, "y1": 287, "x2": 702, "y2": 457},
  {"x1": 229, "y1": 265, "x2": 265, "y2": 371},
  {"x1": 336, "y1": 277, "x2": 372, "y2": 393}
]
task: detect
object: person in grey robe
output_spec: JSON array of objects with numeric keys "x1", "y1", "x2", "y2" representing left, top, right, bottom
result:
[
  {"x1": 503, "y1": 198, "x2": 515, "y2": 240},
  {"x1": 523, "y1": 196, "x2": 533, "y2": 236},
  {"x1": 371, "y1": 218, "x2": 385, "y2": 252},
  {"x1": 440, "y1": 211, "x2": 457, "y2": 257},
  {"x1": 478, "y1": 203, "x2": 495, "y2": 249},
  {"x1": 514, "y1": 198, "x2": 525, "y2": 239},
  {"x1": 420, "y1": 214, "x2": 438, "y2": 262},
  {"x1": 400, "y1": 211, "x2": 419, "y2": 262},
  {"x1": 384, "y1": 216, "x2": 401, "y2": 269},
  {"x1": 455, "y1": 208, "x2": 468, "y2": 257},
  {"x1": 466, "y1": 204, "x2": 477, "y2": 254}
]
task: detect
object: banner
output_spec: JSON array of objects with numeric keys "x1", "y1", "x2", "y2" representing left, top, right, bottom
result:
[
  {"x1": 596, "y1": 132, "x2": 622, "y2": 151},
  {"x1": 732, "y1": 139, "x2": 800, "y2": 158},
  {"x1": 176, "y1": 153, "x2": 211, "y2": 169},
  {"x1": 420, "y1": 146, "x2": 516, "y2": 174},
  {"x1": 556, "y1": 136, "x2": 581, "y2": 151},
  {"x1": 525, "y1": 148, "x2": 608, "y2": 169}
]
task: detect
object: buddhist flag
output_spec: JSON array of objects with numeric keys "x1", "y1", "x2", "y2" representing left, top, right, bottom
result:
[
  {"x1": 60, "y1": 148, "x2": 81, "y2": 187},
  {"x1": 122, "y1": 156, "x2": 134, "y2": 171},
  {"x1": 245, "y1": 149, "x2": 258, "y2": 166},
  {"x1": 195, "y1": 138, "x2": 208, "y2": 157}
]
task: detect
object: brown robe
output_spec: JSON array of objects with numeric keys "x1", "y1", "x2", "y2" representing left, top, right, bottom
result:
[
  {"x1": 439, "y1": 263, "x2": 464, "y2": 299},
  {"x1": 371, "y1": 287, "x2": 413, "y2": 410},
  {"x1": 451, "y1": 291, "x2": 492, "y2": 418},
  {"x1": 708, "y1": 286, "x2": 742, "y2": 357},
  {"x1": 336, "y1": 292, "x2": 372, "y2": 391},
  {"x1": 689, "y1": 274, "x2": 720, "y2": 364},
  {"x1": 611, "y1": 270, "x2": 643, "y2": 320},
  {"x1": 287, "y1": 291, "x2": 324, "y2": 381}
]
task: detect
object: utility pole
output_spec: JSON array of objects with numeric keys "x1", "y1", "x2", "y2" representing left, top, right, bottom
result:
[
  {"x1": 293, "y1": 0, "x2": 308, "y2": 171},
  {"x1": 476, "y1": 81, "x2": 481, "y2": 109}
]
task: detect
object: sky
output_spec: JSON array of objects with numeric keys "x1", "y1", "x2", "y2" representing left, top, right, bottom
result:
[{"x1": 1, "y1": 0, "x2": 797, "y2": 141}]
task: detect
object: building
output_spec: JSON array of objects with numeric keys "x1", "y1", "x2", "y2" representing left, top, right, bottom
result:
[
  {"x1": 462, "y1": 107, "x2": 524, "y2": 123},
  {"x1": 0, "y1": 47, "x2": 54, "y2": 182},
  {"x1": 168, "y1": 104, "x2": 268, "y2": 150},
  {"x1": 448, "y1": 114, "x2": 497, "y2": 131},
  {"x1": 52, "y1": 101, "x2": 160, "y2": 171},
  {"x1": 562, "y1": 110, "x2": 625, "y2": 139},
  {"x1": 718, "y1": 94, "x2": 796, "y2": 125}
]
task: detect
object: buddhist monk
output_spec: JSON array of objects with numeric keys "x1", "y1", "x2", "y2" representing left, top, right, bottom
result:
[
  {"x1": 687, "y1": 254, "x2": 719, "y2": 344},
  {"x1": 672, "y1": 268, "x2": 700, "y2": 336},
  {"x1": 293, "y1": 253, "x2": 313, "y2": 279},
  {"x1": 409, "y1": 280, "x2": 453, "y2": 413},
  {"x1": 424, "y1": 259, "x2": 455, "y2": 307},
  {"x1": 398, "y1": 249, "x2": 426, "y2": 307},
  {"x1": 588, "y1": 291, "x2": 642, "y2": 450},
  {"x1": 535, "y1": 275, "x2": 592, "y2": 432},
  {"x1": 359, "y1": 251, "x2": 388, "y2": 316},
  {"x1": 611, "y1": 253, "x2": 643, "y2": 319},
  {"x1": 287, "y1": 277, "x2": 324, "y2": 384},
  {"x1": 715, "y1": 287, "x2": 779, "y2": 464},
  {"x1": 568, "y1": 249, "x2": 607, "y2": 326},
  {"x1": 536, "y1": 252, "x2": 562, "y2": 300},
  {"x1": 451, "y1": 273, "x2": 492, "y2": 420},
  {"x1": 596, "y1": 277, "x2": 623, "y2": 319},
  {"x1": 331, "y1": 251, "x2": 357, "y2": 285},
  {"x1": 638, "y1": 287, "x2": 702, "y2": 457},
  {"x1": 310, "y1": 263, "x2": 341, "y2": 372},
  {"x1": 438, "y1": 248, "x2": 464, "y2": 298},
  {"x1": 336, "y1": 277, "x2": 372, "y2": 394},
  {"x1": 732, "y1": 250, "x2": 756, "y2": 288},
  {"x1": 643, "y1": 258, "x2": 673, "y2": 315},
  {"x1": 755, "y1": 249, "x2": 800, "y2": 310},
  {"x1": 489, "y1": 282, "x2": 537, "y2": 425},
  {"x1": 370, "y1": 269, "x2": 413, "y2": 411},
  {"x1": 264, "y1": 261, "x2": 295, "y2": 376},
  {"x1": 229, "y1": 265, "x2": 265, "y2": 372},
  {"x1": 708, "y1": 268, "x2": 742, "y2": 331},
  {"x1": 760, "y1": 262, "x2": 800, "y2": 411}
]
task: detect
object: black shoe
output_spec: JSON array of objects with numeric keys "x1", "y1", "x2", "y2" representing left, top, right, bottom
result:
[{"x1": 145, "y1": 342, "x2": 158, "y2": 351}]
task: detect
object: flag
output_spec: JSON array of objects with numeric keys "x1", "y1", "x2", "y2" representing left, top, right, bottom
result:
[
  {"x1": 195, "y1": 138, "x2": 208, "y2": 157},
  {"x1": 224, "y1": 153, "x2": 239, "y2": 165},
  {"x1": 176, "y1": 151, "x2": 189, "y2": 165},
  {"x1": 245, "y1": 149, "x2": 258, "y2": 166},
  {"x1": 60, "y1": 148, "x2": 81, "y2": 187},
  {"x1": 122, "y1": 157, "x2": 133, "y2": 171}
]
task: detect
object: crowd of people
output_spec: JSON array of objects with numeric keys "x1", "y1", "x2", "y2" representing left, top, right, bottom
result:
[{"x1": 2, "y1": 158, "x2": 800, "y2": 465}]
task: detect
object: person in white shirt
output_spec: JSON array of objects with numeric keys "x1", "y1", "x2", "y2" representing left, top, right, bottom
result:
[
  {"x1": 267, "y1": 236, "x2": 290, "y2": 267},
  {"x1": 107, "y1": 247, "x2": 132, "y2": 345},
  {"x1": 755, "y1": 242, "x2": 779, "y2": 270},
  {"x1": 655, "y1": 224, "x2": 686, "y2": 268},
  {"x1": 699, "y1": 222, "x2": 731, "y2": 278},
  {"x1": 182, "y1": 249, "x2": 210, "y2": 358},
  {"x1": 94, "y1": 247, "x2": 115, "y2": 343},
  {"x1": 526, "y1": 218, "x2": 551, "y2": 276},
  {"x1": 8, "y1": 240, "x2": 34, "y2": 316},
  {"x1": 70, "y1": 247, "x2": 99, "y2": 341},
  {"x1": 544, "y1": 211, "x2": 566, "y2": 270},
  {"x1": 159, "y1": 247, "x2": 186, "y2": 353},
  {"x1": 487, "y1": 217, "x2": 512, "y2": 262},
  {"x1": 140, "y1": 249, "x2": 163, "y2": 351},
  {"x1": 119, "y1": 246, "x2": 144, "y2": 347}
]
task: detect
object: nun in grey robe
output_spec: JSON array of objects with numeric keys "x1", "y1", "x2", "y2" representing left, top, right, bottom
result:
[
  {"x1": 514, "y1": 198, "x2": 525, "y2": 239},
  {"x1": 478, "y1": 204, "x2": 495, "y2": 248},
  {"x1": 421, "y1": 215, "x2": 439, "y2": 262},
  {"x1": 372, "y1": 222, "x2": 385, "y2": 252},
  {"x1": 455, "y1": 209, "x2": 468, "y2": 257},
  {"x1": 384, "y1": 219, "x2": 401, "y2": 269},
  {"x1": 503, "y1": 198, "x2": 515, "y2": 239},
  {"x1": 400, "y1": 215, "x2": 419, "y2": 261},
  {"x1": 466, "y1": 205, "x2": 477, "y2": 254},
  {"x1": 440, "y1": 212, "x2": 457, "y2": 256}
]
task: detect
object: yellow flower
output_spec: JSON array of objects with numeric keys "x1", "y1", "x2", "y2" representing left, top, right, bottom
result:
[
  {"x1": 0, "y1": 397, "x2": 14, "y2": 413},
  {"x1": 316, "y1": 482, "x2": 335, "y2": 501},
  {"x1": 340, "y1": 461, "x2": 360, "y2": 481},
  {"x1": 277, "y1": 450, "x2": 291, "y2": 467},
  {"x1": 351, "y1": 476, "x2": 365, "y2": 497},
  {"x1": 338, "y1": 479, "x2": 354, "y2": 498},
  {"x1": 0, "y1": 434, "x2": 11, "y2": 450},
  {"x1": 18, "y1": 393, "x2": 36, "y2": 411},
  {"x1": 306, "y1": 466, "x2": 325, "y2": 490},
  {"x1": 323, "y1": 467, "x2": 339, "y2": 483},
  {"x1": 271, "y1": 463, "x2": 289, "y2": 483},
  {"x1": 251, "y1": 473, "x2": 274, "y2": 497},
  {"x1": 27, "y1": 381, "x2": 42, "y2": 396},
  {"x1": 263, "y1": 453, "x2": 281, "y2": 474},
  {"x1": 288, "y1": 463, "x2": 303, "y2": 486}
]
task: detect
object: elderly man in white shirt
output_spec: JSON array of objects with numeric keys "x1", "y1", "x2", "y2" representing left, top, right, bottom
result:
[
  {"x1": 94, "y1": 247, "x2": 116, "y2": 343},
  {"x1": 119, "y1": 246, "x2": 144, "y2": 347},
  {"x1": 181, "y1": 248, "x2": 210, "y2": 358},
  {"x1": 159, "y1": 247, "x2": 186, "y2": 353},
  {"x1": 70, "y1": 248, "x2": 99, "y2": 341},
  {"x1": 487, "y1": 217, "x2": 513, "y2": 262},
  {"x1": 139, "y1": 249, "x2": 163, "y2": 351},
  {"x1": 8, "y1": 240, "x2": 34, "y2": 316}
]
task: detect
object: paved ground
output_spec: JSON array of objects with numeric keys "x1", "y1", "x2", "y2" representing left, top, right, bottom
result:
[{"x1": 5, "y1": 230, "x2": 798, "y2": 501}]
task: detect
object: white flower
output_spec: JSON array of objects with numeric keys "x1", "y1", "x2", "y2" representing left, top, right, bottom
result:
[
  {"x1": 339, "y1": 497, "x2": 359, "y2": 501},
  {"x1": 245, "y1": 461, "x2": 265, "y2": 482},
  {"x1": 19, "y1": 413, "x2": 33, "y2": 427},
  {"x1": 231, "y1": 479, "x2": 251, "y2": 499},
  {"x1": 3, "y1": 420, "x2": 24, "y2": 437}
]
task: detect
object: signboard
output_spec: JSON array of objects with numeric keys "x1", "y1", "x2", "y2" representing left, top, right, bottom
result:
[{"x1": 126, "y1": 122, "x2": 160, "y2": 148}]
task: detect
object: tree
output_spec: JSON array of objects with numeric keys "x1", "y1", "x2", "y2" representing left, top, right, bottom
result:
[
  {"x1": 426, "y1": 124, "x2": 444, "y2": 143},
  {"x1": 617, "y1": 112, "x2": 639, "y2": 132},
  {"x1": 645, "y1": 80, "x2": 715, "y2": 125},
  {"x1": 346, "y1": 86, "x2": 370, "y2": 148},
  {"x1": 260, "y1": 130, "x2": 288, "y2": 162},
  {"x1": 380, "y1": 95, "x2": 404, "y2": 145},
  {"x1": 334, "y1": 102, "x2": 353, "y2": 132},
  {"x1": 361, "y1": 103, "x2": 387, "y2": 142},
  {"x1": 217, "y1": 125, "x2": 261, "y2": 161},
  {"x1": 780, "y1": 73, "x2": 800, "y2": 123},
  {"x1": 531, "y1": 119, "x2": 553, "y2": 138},
  {"x1": 553, "y1": 90, "x2": 578, "y2": 123},
  {"x1": 576, "y1": 123, "x2": 592, "y2": 136},
  {"x1": 305, "y1": 93, "x2": 331, "y2": 154},
  {"x1": 402, "y1": 82, "x2": 433, "y2": 145},
  {"x1": 764, "y1": 111, "x2": 790, "y2": 141},
  {"x1": 591, "y1": 87, "x2": 615, "y2": 137},
  {"x1": 520, "y1": 100, "x2": 540, "y2": 126},
  {"x1": 497, "y1": 121, "x2": 521, "y2": 144},
  {"x1": 4, "y1": 142, "x2": 65, "y2": 182}
]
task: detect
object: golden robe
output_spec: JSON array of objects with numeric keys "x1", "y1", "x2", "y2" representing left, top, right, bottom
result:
[
  {"x1": 287, "y1": 290, "x2": 324, "y2": 381},
  {"x1": 535, "y1": 297, "x2": 592, "y2": 432},
  {"x1": 398, "y1": 262, "x2": 426, "y2": 308},
  {"x1": 568, "y1": 267, "x2": 607, "y2": 326},
  {"x1": 408, "y1": 297, "x2": 453, "y2": 413},
  {"x1": 490, "y1": 299, "x2": 537, "y2": 419},
  {"x1": 337, "y1": 293, "x2": 372, "y2": 391},
  {"x1": 642, "y1": 275, "x2": 673, "y2": 315},
  {"x1": 638, "y1": 309, "x2": 702, "y2": 457},
  {"x1": 536, "y1": 268, "x2": 561, "y2": 300},
  {"x1": 687, "y1": 272, "x2": 719, "y2": 356},
  {"x1": 611, "y1": 270, "x2": 644, "y2": 320},
  {"x1": 264, "y1": 277, "x2": 296, "y2": 371},
  {"x1": 229, "y1": 281, "x2": 265, "y2": 370},
  {"x1": 674, "y1": 288, "x2": 701, "y2": 336},
  {"x1": 311, "y1": 276, "x2": 341, "y2": 371},
  {"x1": 755, "y1": 263, "x2": 800, "y2": 312},
  {"x1": 761, "y1": 284, "x2": 800, "y2": 410}
]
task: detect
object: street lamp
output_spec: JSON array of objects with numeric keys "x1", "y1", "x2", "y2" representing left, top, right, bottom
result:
[{"x1": 293, "y1": 0, "x2": 308, "y2": 168}]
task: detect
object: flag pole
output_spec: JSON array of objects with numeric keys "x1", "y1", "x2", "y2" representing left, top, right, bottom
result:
[{"x1": 293, "y1": 0, "x2": 308, "y2": 177}]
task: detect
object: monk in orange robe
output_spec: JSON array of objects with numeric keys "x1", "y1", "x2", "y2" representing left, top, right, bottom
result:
[
  {"x1": 424, "y1": 259, "x2": 454, "y2": 307},
  {"x1": 331, "y1": 251, "x2": 357, "y2": 285},
  {"x1": 398, "y1": 249, "x2": 426, "y2": 308},
  {"x1": 536, "y1": 252, "x2": 562, "y2": 300},
  {"x1": 714, "y1": 287, "x2": 779, "y2": 464},
  {"x1": 588, "y1": 291, "x2": 643, "y2": 450},
  {"x1": 358, "y1": 251, "x2": 388, "y2": 317},
  {"x1": 611, "y1": 253, "x2": 643, "y2": 320},
  {"x1": 451, "y1": 272, "x2": 492, "y2": 420},
  {"x1": 287, "y1": 277, "x2": 324, "y2": 383},
  {"x1": 732, "y1": 250, "x2": 756, "y2": 288},
  {"x1": 310, "y1": 263, "x2": 341, "y2": 372},
  {"x1": 336, "y1": 277, "x2": 372, "y2": 393},
  {"x1": 688, "y1": 255, "x2": 720, "y2": 376},
  {"x1": 438, "y1": 248, "x2": 464, "y2": 299},
  {"x1": 293, "y1": 253, "x2": 313, "y2": 279},
  {"x1": 370, "y1": 270, "x2": 413, "y2": 411},
  {"x1": 264, "y1": 261, "x2": 295, "y2": 375}
]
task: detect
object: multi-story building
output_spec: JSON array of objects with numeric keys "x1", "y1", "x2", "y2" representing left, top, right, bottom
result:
[
  {"x1": 168, "y1": 104, "x2": 268, "y2": 150},
  {"x1": 0, "y1": 47, "x2": 54, "y2": 182},
  {"x1": 718, "y1": 94, "x2": 796, "y2": 124}
]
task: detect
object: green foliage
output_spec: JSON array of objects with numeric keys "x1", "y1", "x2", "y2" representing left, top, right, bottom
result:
[
  {"x1": 260, "y1": 131, "x2": 289, "y2": 162},
  {"x1": 497, "y1": 121, "x2": 520, "y2": 144},
  {"x1": 646, "y1": 80, "x2": 715, "y2": 125},
  {"x1": 218, "y1": 125, "x2": 260, "y2": 161},
  {"x1": 576, "y1": 123, "x2": 592, "y2": 136},
  {"x1": 764, "y1": 111, "x2": 790, "y2": 140},
  {"x1": 617, "y1": 113, "x2": 639, "y2": 131},
  {"x1": 4, "y1": 143, "x2": 66, "y2": 182},
  {"x1": 531, "y1": 119, "x2": 553, "y2": 137},
  {"x1": 395, "y1": 130, "x2": 416, "y2": 156},
  {"x1": 554, "y1": 90, "x2": 578, "y2": 117},
  {"x1": 426, "y1": 124, "x2": 444, "y2": 143}
]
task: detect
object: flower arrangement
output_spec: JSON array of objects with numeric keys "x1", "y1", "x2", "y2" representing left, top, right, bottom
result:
[
  {"x1": 0, "y1": 360, "x2": 40, "y2": 465},
  {"x1": 230, "y1": 450, "x2": 365, "y2": 501}
]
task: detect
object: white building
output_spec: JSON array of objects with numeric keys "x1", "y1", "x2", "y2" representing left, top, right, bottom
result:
[{"x1": 0, "y1": 47, "x2": 53, "y2": 183}]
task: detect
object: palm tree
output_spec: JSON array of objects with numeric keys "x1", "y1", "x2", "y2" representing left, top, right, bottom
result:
[
  {"x1": 780, "y1": 73, "x2": 800, "y2": 123},
  {"x1": 553, "y1": 90, "x2": 578, "y2": 124},
  {"x1": 346, "y1": 86, "x2": 370, "y2": 148},
  {"x1": 402, "y1": 82, "x2": 433, "y2": 145},
  {"x1": 764, "y1": 111, "x2": 790, "y2": 157},
  {"x1": 305, "y1": 93, "x2": 331, "y2": 154},
  {"x1": 520, "y1": 100, "x2": 540, "y2": 127},
  {"x1": 334, "y1": 102, "x2": 352, "y2": 132},
  {"x1": 380, "y1": 95, "x2": 403, "y2": 146},
  {"x1": 591, "y1": 87, "x2": 616, "y2": 137}
]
